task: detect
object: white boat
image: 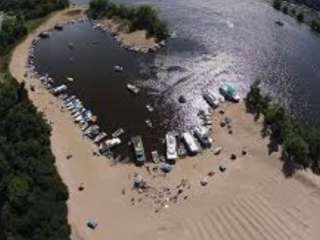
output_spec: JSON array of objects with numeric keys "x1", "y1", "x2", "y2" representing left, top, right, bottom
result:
[
  {"x1": 146, "y1": 104, "x2": 154, "y2": 112},
  {"x1": 166, "y1": 132, "x2": 178, "y2": 160},
  {"x1": 194, "y1": 126, "x2": 212, "y2": 148},
  {"x1": 112, "y1": 128, "x2": 125, "y2": 138},
  {"x1": 132, "y1": 136, "x2": 146, "y2": 164},
  {"x1": 126, "y1": 84, "x2": 140, "y2": 94},
  {"x1": 151, "y1": 150, "x2": 160, "y2": 163},
  {"x1": 72, "y1": 108, "x2": 86, "y2": 118},
  {"x1": 67, "y1": 77, "x2": 74, "y2": 82},
  {"x1": 52, "y1": 84, "x2": 67, "y2": 95},
  {"x1": 99, "y1": 138, "x2": 122, "y2": 153},
  {"x1": 114, "y1": 65, "x2": 124, "y2": 72},
  {"x1": 203, "y1": 90, "x2": 219, "y2": 108},
  {"x1": 81, "y1": 122, "x2": 89, "y2": 131},
  {"x1": 182, "y1": 132, "x2": 200, "y2": 155},
  {"x1": 94, "y1": 132, "x2": 107, "y2": 144}
]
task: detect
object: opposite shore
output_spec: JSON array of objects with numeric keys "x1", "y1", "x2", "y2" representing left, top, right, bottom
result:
[{"x1": 9, "y1": 7, "x2": 320, "y2": 240}]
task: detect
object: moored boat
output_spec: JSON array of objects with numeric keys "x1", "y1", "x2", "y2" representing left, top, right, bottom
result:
[
  {"x1": 131, "y1": 136, "x2": 146, "y2": 164},
  {"x1": 182, "y1": 132, "x2": 200, "y2": 155},
  {"x1": 219, "y1": 83, "x2": 240, "y2": 102},
  {"x1": 166, "y1": 132, "x2": 178, "y2": 161}
]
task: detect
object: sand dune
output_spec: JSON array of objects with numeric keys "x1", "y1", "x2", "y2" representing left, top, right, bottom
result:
[{"x1": 9, "y1": 8, "x2": 320, "y2": 240}]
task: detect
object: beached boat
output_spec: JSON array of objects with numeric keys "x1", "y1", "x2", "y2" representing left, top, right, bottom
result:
[
  {"x1": 72, "y1": 108, "x2": 86, "y2": 118},
  {"x1": 219, "y1": 83, "x2": 240, "y2": 102},
  {"x1": 99, "y1": 138, "x2": 122, "y2": 153},
  {"x1": 112, "y1": 128, "x2": 125, "y2": 138},
  {"x1": 81, "y1": 122, "x2": 89, "y2": 132},
  {"x1": 84, "y1": 125, "x2": 99, "y2": 139},
  {"x1": 151, "y1": 150, "x2": 160, "y2": 163},
  {"x1": 182, "y1": 132, "x2": 200, "y2": 155},
  {"x1": 131, "y1": 136, "x2": 146, "y2": 164},
  {"x1": 194, "y1": 126, "x2": 213, "y2": 148},
  {"x1": 39, "y1": 31, "x2": 50, "y2": 38},
  {"x1": 94, "y1": 132, "x2": 108, "y2": 144},
  {"x1": 166, "y1": 132, "x2": 178, "y2": 161},
  {"x1": 52, "y1": 84, "x2": 67, "y2": 95},
  {"x1": 203, "y1": 90, "x2": 219, "y2": 108},
  {"x1": 126, "y1": 84, "x2": 140, "y2": 94}
]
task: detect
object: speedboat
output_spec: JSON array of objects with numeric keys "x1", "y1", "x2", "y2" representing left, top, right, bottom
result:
[{"x1": 166, "y1": 132, "x2": 178, "y2": 161}]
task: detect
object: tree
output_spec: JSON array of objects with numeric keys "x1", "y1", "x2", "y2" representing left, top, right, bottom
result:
[
  {"x1": 282, "y1": 6, "x2": 288, "y2": 14},
  {"x1": 273, "y1": 0, "x2": 282, "y2": 10},
  {"x1": 284, "y1": 133, "x2": 310, "y2": 168},
  {"x1": 297, "y1": 12, "x2": 304, "y2": 22},
  {"x1": 0, "y1": 15, "x2": 27, "y2": 50},
  {"x1": 88, "y1": 0, "x2": 108, "y2": 18},
  {"x1": 311, "y1": 20, "x2": 320, "y2": 33}
]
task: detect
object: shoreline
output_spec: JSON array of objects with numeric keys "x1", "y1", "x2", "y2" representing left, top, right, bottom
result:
[
  {"x1": 95, "y1": 17, "x2": 164, "y2": 53},
  {"x1": 9, "y1": 7, "x2": 320, "y2": 240}
]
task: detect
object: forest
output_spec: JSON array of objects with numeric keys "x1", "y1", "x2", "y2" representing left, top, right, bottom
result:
[{"x1": 0, "y1": 1, "x2": 71, "y2": 240}]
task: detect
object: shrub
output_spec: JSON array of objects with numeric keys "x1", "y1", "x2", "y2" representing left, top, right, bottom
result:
[
  {"x1": 297, "y1": 12, "x2": 304, "y2": 22},
  {"x1": 311, "y1": 20, "x2": 320, "y2": 32},
  {"x1": 273, "y1": 0, "x2": 282, "y2": 10}
]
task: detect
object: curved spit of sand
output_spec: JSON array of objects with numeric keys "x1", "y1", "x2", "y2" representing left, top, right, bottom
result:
[{"x1": 9, "y1": 8, "x2": 320, "y2": 240}]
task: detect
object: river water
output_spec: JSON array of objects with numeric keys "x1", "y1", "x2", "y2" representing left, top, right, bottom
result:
[{"x1": 35, "y1": 0, "x2": 320, "y2": 160}]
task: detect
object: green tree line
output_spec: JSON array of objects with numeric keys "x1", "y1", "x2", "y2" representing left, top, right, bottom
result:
[
  {"x1": 246, "y1": 81, "x2": 320, "y2": 174},
  {"x1": 0, "y1": 1, "x2": 71, "y2": 239},
  {"x1": 0, "y1": 75, "x2": 71, "y2": 240},
  {"x1": 88, "y1": 0, "x2": 169, "y2": 41},
  {"x1": 0, "y1": 14, "x2": 27, "y2": 53},
  {"x1": 0, "y1": 0, "x2": 69, "y2": 19}
]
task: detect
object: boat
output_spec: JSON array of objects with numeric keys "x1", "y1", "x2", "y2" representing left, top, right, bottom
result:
[
  {"x1": 146, "y1": 104, "x2": 154, "y2": 112},
  {"x1": 64, "y1": 95, "x2": 76, "y2": 104},
  {"x1": 72, "y1": 108, "x2": 86, "y2": 118},
  {"x1": 81, "y1": 122, "x2": 89, "y2": 131},
  {"x1": 182, "y1": 132, "x2": 200, "y2": 155},
  {"x1": 203, "y1": 90, "x2": 219, "y2": 108},
  {"x1": 39, "y1": 31, "x2": 50, "y2": 38},
  {"x1": 114, "y1": 65, "x2": 124, "y2": 72},
  {"x1": 94, "y1": 132, "x2": 108, "y2": 144},
  {"x1": 112, "y1": 128, "x2": 125, "y2": 138},
  {"x1": 126, "y1": 84, "x2": 140, "y2": 94},
  {"x1": 67, "y1": 77, "x2": 74, "y2": 82},
  {"x1": 52, "y1": 84, "x2": 67, "y2": 95},
  {"x1": 84, "y1": 125, "x2": 99, "y2": 137},
  {"x1": 131, "y1": 136, "x2": 146, "y2": 164},
  {"x1": 54, "y1": 24, "x2": 63, "y2": 31},
  {"x1": 219, "y1": 83, "x2": 240, "y2": 102},
  {"x1": 166, "y1": 132, "x2": 178, "y2": 161},
  {"x1": 194, "y1": 126, "x2": 213, "y2": 148},
  {"x1": 151, "y1": 150, "x2": 160, "y2": 163},
  {"x1": 99, "y1": 138, "x2": 121, "y2": 153}
]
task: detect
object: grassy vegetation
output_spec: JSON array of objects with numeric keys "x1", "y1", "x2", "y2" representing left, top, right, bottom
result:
[
  {"x1": 0, "y1": 2, "x2": 71, "y2": 240},
  {"x1": 88, "y1": 0, "x2": 169, "y2": 41},
  {"x1": 246, "y1": 81, "x2": 320, "y2": 175}
]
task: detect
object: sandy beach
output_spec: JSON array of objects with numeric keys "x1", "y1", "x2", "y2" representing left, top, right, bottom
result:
[{"x1": 9, "y1": 8, "x2": 320, "y2": 240}]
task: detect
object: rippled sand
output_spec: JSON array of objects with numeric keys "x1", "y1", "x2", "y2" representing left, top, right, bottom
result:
[{"x1": 10, "y1": 8, "x2": 320, "y2": 240}]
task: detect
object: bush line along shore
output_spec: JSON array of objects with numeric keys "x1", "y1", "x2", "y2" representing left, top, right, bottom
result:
[{"x1": 273, "y1": 0, "x2": 320, "y2": 32}]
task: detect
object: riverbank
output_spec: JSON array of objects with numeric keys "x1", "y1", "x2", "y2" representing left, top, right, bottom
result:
[{"x1": 9, "y1": 7, "x2": 320, "y2": 240}]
